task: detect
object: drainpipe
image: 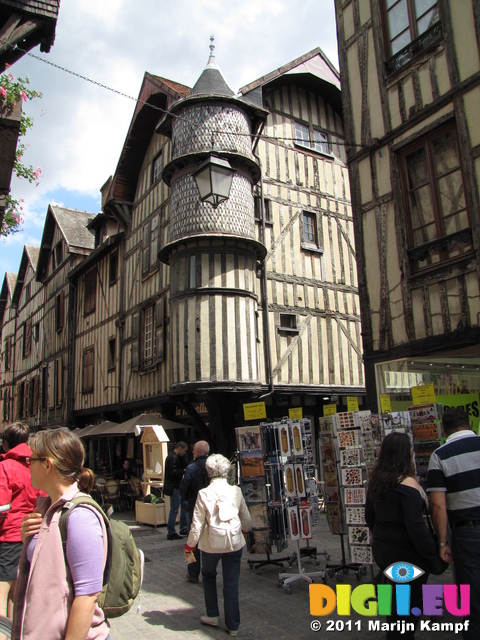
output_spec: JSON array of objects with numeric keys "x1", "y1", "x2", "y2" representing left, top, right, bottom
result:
[{"x1": 253, "y1": 145, "x2": 274, "y2": 401}]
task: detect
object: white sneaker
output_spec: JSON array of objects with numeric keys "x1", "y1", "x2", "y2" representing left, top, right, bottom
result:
[
  {"x1": 227, "y1": 630, "x2": 238, "y2": 637},
  {"x1": 200, "y1": 615, "x2": 219, "y2": 627}
]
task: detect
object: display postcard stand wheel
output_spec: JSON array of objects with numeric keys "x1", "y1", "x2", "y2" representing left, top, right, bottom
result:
[
  {"x1": 247, "y1": 551, "x2": 291, "y2": 573},
  {"x1": 277, "y1": 539, "x2": 326, "y2": 594},
  {"x1": 325, "y1": 534, "x2": 365, "y2": 581}
]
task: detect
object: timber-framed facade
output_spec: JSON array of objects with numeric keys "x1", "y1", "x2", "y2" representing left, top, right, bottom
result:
[
  {"x1": 334, "y1": 0, "x2": 480, "y2": 410},
  {"x1": 0, "y1": 49, "x2": 364, "y2": 453}
]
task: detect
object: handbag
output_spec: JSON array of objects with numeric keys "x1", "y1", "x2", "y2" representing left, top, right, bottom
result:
[{"x1": 425, "y1": 509, "x2": 449, "y2": 575}]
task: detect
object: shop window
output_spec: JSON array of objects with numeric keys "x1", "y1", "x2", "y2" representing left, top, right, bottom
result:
[
  {"x1": 82, "y1": 347, "x2": 94, "y2": 393},
  {"x1": 400, "y1": 123, "x2": 472, "y2": 273},
  {"x1": 84, "y1": 268, "x2": 97, "y2": 315}
]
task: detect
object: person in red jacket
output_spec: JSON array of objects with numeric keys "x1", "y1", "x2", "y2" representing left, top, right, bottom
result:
[{"x1": 0, "y1": 422, "x2": 40, "y2": 629}]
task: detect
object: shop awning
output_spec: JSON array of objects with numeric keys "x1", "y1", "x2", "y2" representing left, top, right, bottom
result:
[{"x1": 78, "y1": 414, "x2": 186, "y2": 438}]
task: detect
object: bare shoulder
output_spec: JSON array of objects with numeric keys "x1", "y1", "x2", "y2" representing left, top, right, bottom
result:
[{"x1": 400, "y1": 476, "x2": 422, "y2": 492}]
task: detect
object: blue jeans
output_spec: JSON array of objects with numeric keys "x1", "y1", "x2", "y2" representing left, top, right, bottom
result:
[
  {"x1": 451, "y1": 524, "x2": 480, "y2": 640},
  {"x1": 201, "y1": 548, "x2": 243, "y2": 632},
  {"x1": 167, "y1": 488, "x2": 188, "y2": 537}
]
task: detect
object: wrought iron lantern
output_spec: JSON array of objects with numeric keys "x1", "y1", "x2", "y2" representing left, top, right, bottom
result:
[{"x1": 193, "y1": 155, "x2": 234, "y2": 208}]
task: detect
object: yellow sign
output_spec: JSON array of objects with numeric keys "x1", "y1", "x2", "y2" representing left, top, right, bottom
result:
[
  {"x1": 289, "y1": 407, "x2": 303, "y2": 419},
  {"x1": 243, "y1": 401, "x2": 267, "y2": 421},
  {"x1": 436, "y1": 392, "x2": 480, "y2": 434},
  {"x1": 380, "y1": 394, "x2": 392, "y2": 413},
  {"x1": 323, "y1": 404, "x2": 337, "y2": 416},
  {"x1": 411, "y1": 383, "x2": 436, "y2": 405},
  {"x1": 347, "y1": 397, "x2": 359, "y2": 412}
]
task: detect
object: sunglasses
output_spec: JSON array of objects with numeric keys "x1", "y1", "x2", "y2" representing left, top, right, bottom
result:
[{"x1": 25, "y1": 457, "x2": 48, "y2": 465}]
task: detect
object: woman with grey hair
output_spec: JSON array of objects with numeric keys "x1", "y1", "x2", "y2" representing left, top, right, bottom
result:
[{"x1": 184, "y1": 453, "x2": 251, "y2": 637}]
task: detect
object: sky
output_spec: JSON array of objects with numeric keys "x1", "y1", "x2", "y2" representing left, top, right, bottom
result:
[{"x1": 0, "y1": 0, "x2": 339, "y2": 285}]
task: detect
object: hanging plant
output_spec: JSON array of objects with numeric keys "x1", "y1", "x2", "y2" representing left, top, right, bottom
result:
[{"x1": 0, "y1": 64, "x2": 42, "y2": 237}]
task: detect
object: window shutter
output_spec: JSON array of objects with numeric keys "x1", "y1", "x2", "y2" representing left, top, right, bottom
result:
[
  {"x1": 48, "y1": 361, "x2": 55, "y2": 408},
  {"x1": 33, "y1": 375, "x2": 39, "y2": 415},
  {"x1": 142, "y1": 222, "x2": 151, "y2": 273},
  {"x1": 131, "y1": 312, "x2": 139, "y2": 370},
  {"x1": 155, "y1": 297, "x2": 165, "y2": 363},
  {"x1": 56, "y1": 357, "x2": 63, "y2": 405}
]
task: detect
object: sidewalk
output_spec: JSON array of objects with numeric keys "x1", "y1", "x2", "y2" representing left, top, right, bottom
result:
[{"x1": 109, "y1": 510, "x2": 458, "y2": 639}]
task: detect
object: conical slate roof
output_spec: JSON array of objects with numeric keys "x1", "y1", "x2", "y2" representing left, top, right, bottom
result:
[{"x1": 189, "y1": 39, "x2": 234, "y2": 98}]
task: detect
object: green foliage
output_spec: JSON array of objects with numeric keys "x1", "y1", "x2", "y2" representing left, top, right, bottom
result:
[{"x1": 0, "y1": 66, "x2": 42, "y2": 236}]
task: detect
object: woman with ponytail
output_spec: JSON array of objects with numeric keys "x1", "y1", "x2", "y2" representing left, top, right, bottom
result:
[{"x1": 12, "y1": 429, "x2": 109, "y2": 640}]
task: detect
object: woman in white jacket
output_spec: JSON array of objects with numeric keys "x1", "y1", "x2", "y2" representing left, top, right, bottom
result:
[{"x1": 184, "y1": 454, "x2": 251, "y2": 637}]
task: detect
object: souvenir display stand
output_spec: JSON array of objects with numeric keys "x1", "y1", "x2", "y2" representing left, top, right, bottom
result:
[
  {"x1": 237, "y1": 419, "x2": 327, "y2": 592},
  {"x1": 381, "y1": 404, "x2": 442, "y2": 489},
  {"x1": 236, "y1": 424, "x2": 291, "y2": 572},
  {"x1": 135, "y1": 426, "x2": 171, "y2": 526},
  {"x1": 320, "y1": 411, "x2": 378, "y2": 580}
]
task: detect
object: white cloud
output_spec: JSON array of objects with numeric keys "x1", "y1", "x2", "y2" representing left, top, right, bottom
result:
[{"x1": 1, "y1": 0, "x2": 339, "y2": 280}]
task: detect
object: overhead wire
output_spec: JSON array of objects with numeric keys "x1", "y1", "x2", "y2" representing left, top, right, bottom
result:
[{"x1": 6, "y1": 42, "x2": 366, "y2": 151}]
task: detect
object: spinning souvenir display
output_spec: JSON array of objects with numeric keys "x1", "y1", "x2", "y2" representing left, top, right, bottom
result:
[
  {"x1": 319, "y1": 410, "x2": 378, "y2": 578},
  {"x1": 236, "y1": 419, "x2": 327, "y2": 591}
]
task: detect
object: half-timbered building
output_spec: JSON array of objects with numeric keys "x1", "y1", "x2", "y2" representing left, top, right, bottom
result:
[
  {"x1": 334, "y1": 0, "x2": 480, "y2": 409},
  {"x1": 0, "y1": 47, "x2": 364, "y2": 454}
]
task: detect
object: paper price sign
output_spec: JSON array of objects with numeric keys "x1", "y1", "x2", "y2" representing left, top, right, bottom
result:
[
  {"x1": 243, "y1": 401, "x2": 267, "y2": 421},
  {"x1": 380, "y1": 394, "x2": 392, "y2": 413},
  {"x1": 411, "y1": 383, "x2": 436, "y2": 405},
  {"x1": 289, "y1": 407, "x2": 303, "y2": 419},
  {"x1": 347, "y1": 397, "x2": 359, "y2": 412},
  {"x1": 323, "y1": 404, "x2": 337, "y2": 416}
]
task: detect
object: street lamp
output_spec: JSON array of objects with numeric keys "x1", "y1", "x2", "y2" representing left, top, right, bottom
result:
[{"x1": 193, "y1": 155, "x2": 235, "y2": 208}]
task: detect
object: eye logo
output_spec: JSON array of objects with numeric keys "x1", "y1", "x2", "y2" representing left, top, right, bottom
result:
[{"x1": 384, "y1": 562, "x2": 424, "y2": 583}]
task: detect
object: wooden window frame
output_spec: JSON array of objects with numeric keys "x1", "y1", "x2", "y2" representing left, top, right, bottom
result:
[
  {"x1": 109, "y1": 250, "x2": 118, "y2": 286},
  {"x1": 108, "y1": 337, "x2": 116, "y2": 371},
  {"x1": 142, "y1": 214, "x2": 160, "y2": 275},
  {"x1": 301, "y1": 211, "x2": 323, "y2": 253},
  {"x1": 55, "y1": 291, "x2": 64, "y2": 332},
  {"x1": 55, "y1": 241, "x2": 63, "y2": 267},
  {"x1": 399, "y1": 122, "x2": 472, "y2": 274},
  {"x1": 381, "y1": 0, "x2": 441, "y2": 68},
  {"x1": 254, "y1": 196, "x2": 272, "y2": 224},
  {"x1": 142, "y1": 304, "x2": 155, "y2": 368},
  {"x1": 23, "y1": 318, "x2": 32, "y2": 358},
  {"x1": 152, "y1": 151, "x2": 163, "y2": 184},
  {"x1": 278, "y1": 313, "x2": 299, "y2": 334},
  {"x1": 82, "y1": 347, "x2": 94, "y2": 393},
  {"x1": 84, "y1": 268, "x2": 97, "y2": 315},
  {"x1": 294, "y1": 121, "x2": 331, "y2": 157}
]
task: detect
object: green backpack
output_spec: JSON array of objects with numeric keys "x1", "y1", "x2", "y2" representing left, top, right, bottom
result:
[{"x1": 58, "y1": 495, "x2": 144, "y2": 619}]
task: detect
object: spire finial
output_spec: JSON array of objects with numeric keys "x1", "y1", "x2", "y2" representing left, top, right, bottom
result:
[{"x1": 209, "y1": 35, "x2": 215, "y2": 55}]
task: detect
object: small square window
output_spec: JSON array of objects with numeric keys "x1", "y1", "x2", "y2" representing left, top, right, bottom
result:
[{"x1": 278, "y1": 313, "x2": 299, "y2": 334}]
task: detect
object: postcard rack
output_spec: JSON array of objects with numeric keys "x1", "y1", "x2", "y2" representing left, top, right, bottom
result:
[
  {"x1": 319, "y1": 411, "x2": 378, "y2": 580},
  {"x1": 236, "y1": 423, "x2": 290, "y2": 572}
]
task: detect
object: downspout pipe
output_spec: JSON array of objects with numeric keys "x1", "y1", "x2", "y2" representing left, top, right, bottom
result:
[{"x1": 252, "y1": 142, "x2": 274, "y2": 401}]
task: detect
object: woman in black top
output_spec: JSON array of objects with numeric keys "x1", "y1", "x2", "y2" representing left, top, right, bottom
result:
[{"x1": 365, "y1": 432, "x2": 440, "y2": 639}]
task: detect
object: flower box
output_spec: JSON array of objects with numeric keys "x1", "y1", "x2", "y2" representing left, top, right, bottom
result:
[{"x1": 135, "y1": 499, "x2": 166, "y2": 526}]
